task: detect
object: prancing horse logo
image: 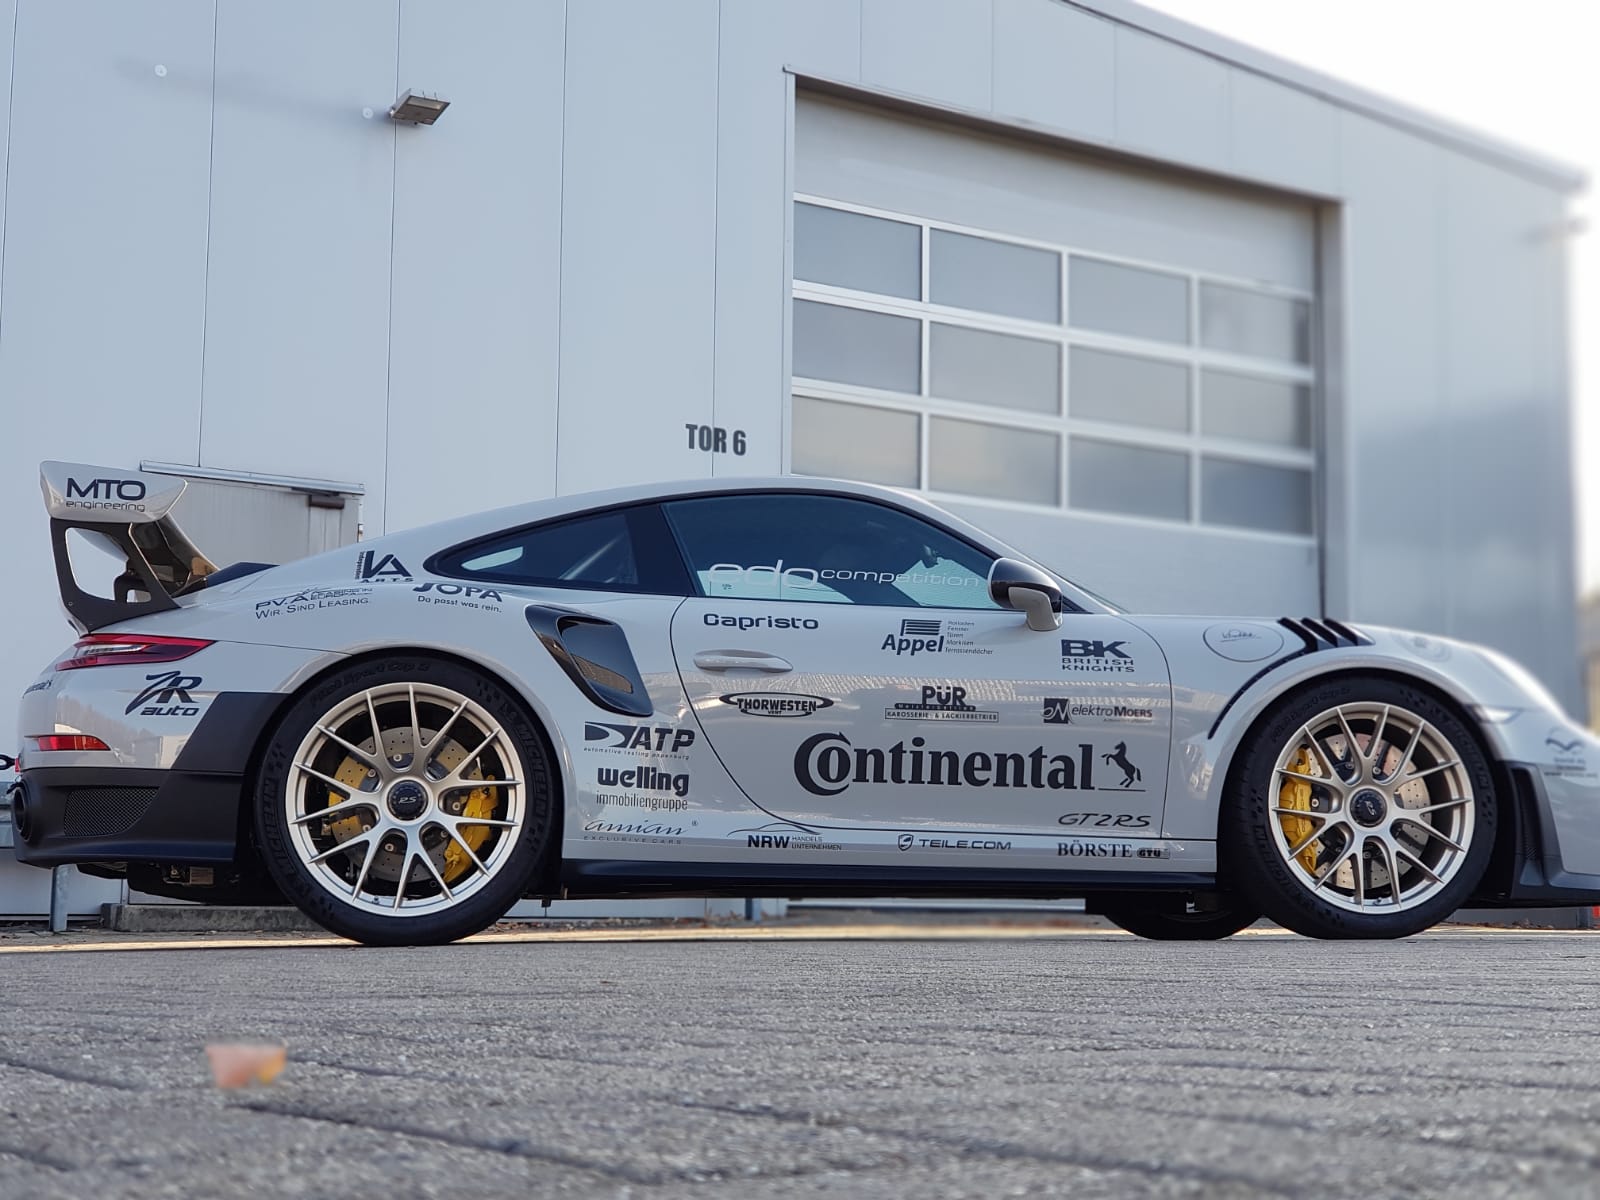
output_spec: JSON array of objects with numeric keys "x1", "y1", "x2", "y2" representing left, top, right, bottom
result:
[{"x1": 1102, "y1": 742, "x2": 1141, "y2": 789}]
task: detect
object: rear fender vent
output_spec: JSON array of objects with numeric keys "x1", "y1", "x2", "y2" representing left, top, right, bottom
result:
[{"x1": 1278, "y1": 616, "x2": 1372, "y2": 653}]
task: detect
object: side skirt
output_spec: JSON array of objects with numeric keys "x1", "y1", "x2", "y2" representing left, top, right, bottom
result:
[{"x1": 558, "y1": 860, "x2": 1214, "y2": 901}]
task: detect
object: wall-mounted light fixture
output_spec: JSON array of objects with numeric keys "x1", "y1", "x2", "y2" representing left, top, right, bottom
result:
[{"x1": 388, "y1": 90, "x2": 450, "y2": 125}]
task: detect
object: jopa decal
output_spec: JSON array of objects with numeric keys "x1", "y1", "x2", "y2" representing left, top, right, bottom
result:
[
  {"x1": 65, "y1": 477, "x2": 147, "y2": 512},
  {"x1": 794, "y1": 732, "x2": 1142, "y2": 797},
  {"x1": 356, "y1": 551, "x2": 411, "y2": 582},
  {"x1": 719, "y1": 692, "x2": 834, "y2": 718},
  {"x1": 584, "y1": 722, "x2": 695, "y2": 754},
  {"x1": 125, "y1": 670, "x2": 203, "y2": 718},
  {"x1": 1061, "y1": 639, "x2": 1134, "y2": 674}
]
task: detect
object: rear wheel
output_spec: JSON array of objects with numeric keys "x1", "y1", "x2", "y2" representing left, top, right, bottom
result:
[
  {"x1": 1222, "y1": 675, "x2": 1495, "y2": 939},
  {"x1": 255, "y1": 656, "x2": 554, "y2": 945},
  {"x1": 1100, "y1": 901, "x2": 1260, "y2": 940}
]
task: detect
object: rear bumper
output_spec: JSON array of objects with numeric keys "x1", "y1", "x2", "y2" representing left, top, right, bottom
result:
[{"x1": 11, "y1": 766, "x2": 243, "y2": 868}]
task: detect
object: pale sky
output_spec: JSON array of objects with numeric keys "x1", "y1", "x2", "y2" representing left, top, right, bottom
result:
[{"x1": 1138, "y1": 0, "x2": 1600, "y2": 595}]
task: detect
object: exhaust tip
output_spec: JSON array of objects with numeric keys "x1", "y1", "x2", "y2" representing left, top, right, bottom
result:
[{"x1": 9, "y1": 780, "x2": 33, "y2": 842}]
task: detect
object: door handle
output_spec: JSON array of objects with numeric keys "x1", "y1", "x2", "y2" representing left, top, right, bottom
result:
[{"x1": 693, "y1": 650, "x2": 794, "y2": 673}]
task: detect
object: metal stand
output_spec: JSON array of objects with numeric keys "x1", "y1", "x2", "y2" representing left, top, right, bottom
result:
[{"x1": 49, "y1": 866, "x2": 68, "y2": 933}]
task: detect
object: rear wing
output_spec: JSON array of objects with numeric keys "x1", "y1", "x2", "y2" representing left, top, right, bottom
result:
[{"x1": 40, "y1": 461, "x2": 217, "y2": 632}]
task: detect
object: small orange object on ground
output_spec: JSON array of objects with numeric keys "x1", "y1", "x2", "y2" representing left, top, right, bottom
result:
[{"x1": 204, "y1": 1043, "x2": 287, "y2": 1089}]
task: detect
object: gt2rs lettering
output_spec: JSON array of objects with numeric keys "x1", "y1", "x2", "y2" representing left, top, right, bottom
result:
[{"x1": 1058, "y1": 812, "x2": 1152, "y2": 829}]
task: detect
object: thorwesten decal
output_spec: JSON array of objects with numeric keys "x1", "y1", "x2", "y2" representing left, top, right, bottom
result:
[
  {"x1": 719, "y1": 692, "x2": 834, "y2": 718},
  {"x1": 793, "y1": 733, "x2": 1145, "y2": 796}
]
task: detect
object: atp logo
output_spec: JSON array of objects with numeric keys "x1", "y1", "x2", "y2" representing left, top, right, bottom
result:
[
  {"x1": 125, "y1": 670, "x2": 203, "y2": 717},
  {"x1": 356, "y1": 551, "x2": 411, "y2": 582}
]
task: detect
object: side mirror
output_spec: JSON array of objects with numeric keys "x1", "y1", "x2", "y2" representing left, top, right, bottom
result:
[{"x1": 988, "y1": 557, "x2": 1063, "y2": 632}]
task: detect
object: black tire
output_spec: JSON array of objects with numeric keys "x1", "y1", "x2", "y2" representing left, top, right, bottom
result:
[
  {"x1": 1100, "y1": 903, "x2": 1260, "y2": 940},
  {"x1": 1221, "y1": 673, "x2": 1496, "y2": 940},
  {"x1": 255, "y1": 654, "x2": 555, "y2": 946}
]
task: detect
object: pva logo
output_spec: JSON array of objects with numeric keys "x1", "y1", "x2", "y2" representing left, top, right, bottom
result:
[
  {"x1": 356, "y1": 551, "x2": 411, "y2": 581},
  {"x1": 67, "y1": 477, "x2": 147, "y2": 501},
  {"x1": 584, "y1": 722, "x2": 696, "y2": 754},
  {"x1": 125, "y1": 670, "x2": 202, "y2": 717}
]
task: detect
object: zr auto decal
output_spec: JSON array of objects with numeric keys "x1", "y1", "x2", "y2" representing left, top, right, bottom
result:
[{"x1": 125, "y1": 670, "x2": 203, "y2": 717}]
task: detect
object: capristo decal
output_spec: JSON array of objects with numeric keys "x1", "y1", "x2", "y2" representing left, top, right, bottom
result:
[
  {"x1": 355, "y1": 551, "x2": 411, "y2": 582},
  {"x1": 702, "y1": 613, "x2": 819, "y2": 631},
  {"x1": 584, "y1": 722, "x2": 695, "y2": 756},
  {"x1": 124, "y1": 670, "x2": 202, "y2": 718},
  {"x1": 886, "y1": 684, "x2": 997, "y2": 723},
  {"x1": 793, "y1": 732, "x2": 1145, "y2": 797},
  {"x1": 719, "y1": 692, "x2": 834, "y2": 718},
  {"x1": 255, "y1": 586, "x2": 372, "y2": 618},
  {"x1": 1061, "y1": 639, "x2": 1135, "y2": 674}
]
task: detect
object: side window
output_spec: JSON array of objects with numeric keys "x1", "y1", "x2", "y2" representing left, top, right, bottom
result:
[
  {"x1": 662, "y1": 494, "x2": 1000, "y2": 609},
  {"x1": 439, "y1": 510, "x2": 655, "y2": 591}
]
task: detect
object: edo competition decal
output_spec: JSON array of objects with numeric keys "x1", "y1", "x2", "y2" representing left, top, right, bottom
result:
[
  {"x1": 414, "y1": 582, "x2": 502, "y2": 609},
  {"x1": 124, "y1": 670, "x2": 203, "y2": 718},
  {"x1": 255, "y1": 586, "x2": 371, "y2": 618},
  {"x1": 703, "y1": 613, "x2": 818, "y2": 631},
  {"x1": 886, "y1": 684, "x2": 997, "y2": 723},
  {"x1": 705, "y1": 560, "x2": 984, "y2": 596},
  {"x1": 719, "y1": 692, "x2": 834, "y2": 718},
  {"x1": 794, "y1": 733, "x2": 1145, "y2": 796},
  {"x1": 584, "y1": 722, "x2": 696, "y2": 756},
  {"x1": 355, "y1": 550, "x2": 412, "y2": 582},
  {"x1": 732, "y1": 821, "x2": 842, "y2": 851},
  {"x1": 1042, "y1": 697, "x2": 1155, "y2": 725},
  {"x1": 1061, "y1": 638, "x2": 1135, "y2": 674}
]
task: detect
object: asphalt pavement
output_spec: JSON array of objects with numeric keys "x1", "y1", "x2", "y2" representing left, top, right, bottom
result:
[{"x1": 4, "y1": 921, "x2": 1600, "y2": 1198}]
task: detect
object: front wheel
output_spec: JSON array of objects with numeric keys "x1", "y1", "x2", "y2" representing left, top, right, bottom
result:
[
  {"x1": 1221, "y1": 675, "x2": 1496, "y2": 939},
  {"x1": 255, "y1": 656, "x2": 556, "y2": 946}
]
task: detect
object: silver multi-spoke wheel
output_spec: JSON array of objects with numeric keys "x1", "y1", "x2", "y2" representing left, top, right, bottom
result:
[
  {"x1": 285, "y1": 682, "x2": 527, "y2": 917},
  {"x1": 1268, "y1": 702, "x2": 1474, "y2": 915}
]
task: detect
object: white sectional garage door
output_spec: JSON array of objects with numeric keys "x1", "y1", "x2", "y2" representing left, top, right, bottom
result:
[{"x1": 790, "y1": 95, "x2": 1322, "y2": 617}]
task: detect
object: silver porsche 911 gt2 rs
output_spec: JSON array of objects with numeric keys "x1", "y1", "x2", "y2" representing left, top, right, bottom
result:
[{"x1": 12, "y1": 461, "x2": 1600, "y2": 945}]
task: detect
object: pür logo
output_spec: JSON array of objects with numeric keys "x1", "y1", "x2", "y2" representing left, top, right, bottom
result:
[{"x1": 125, "y1": 670, "x2": 202, "y2": 717}]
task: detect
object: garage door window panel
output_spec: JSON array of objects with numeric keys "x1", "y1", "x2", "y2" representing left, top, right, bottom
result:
[
  {"x1": 792, "y1": 396, "x2": 920, "y2": 488},
  {"x1": 1070, "y1": 347, "x2": 1189, "y2": 433},
  {"x1": 929, "y1": 229, "x2": 1061, "y2": 323},
  {"x1": 929, "y1": 323, "x2": 1060, "y2": 414},
  {"x1": 1200, "y1": 282, "x2": 1311, "y2": 364},
  {"x1": 1201, "y1": 370, "x2": 1311, "y2": 448},
  {"x1": 663, "y1": 494, "x2": 999, "y2": 609},
  {"x1": 929, "y1": 418, "x2": 1060, "y2": 507},
  {"x1": 1070, "y1": 256, "x2": 1189, "y2": 345},
  {"x1": 1070, "y1": 438, "x2": 1190, "y2": 521},
  {"x1": 794, "y1": 202, "x2": 921, "y2": 300},
  {"x1": 793, "y1": 299, "x2": 921, "y2": 393},
  {"x1": 1201, "y1": 458, "x2": 1313, "y2": 535}
]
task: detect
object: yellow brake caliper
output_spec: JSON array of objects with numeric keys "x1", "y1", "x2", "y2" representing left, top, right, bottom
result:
[
  {"x1": 442, "y1": 777, "x2": 496, "y2": 884},
  {"x1": 1278, "y1": 746, "x2": 1319, "y2": 873},
  {"x1": 323, "y1": 755, "x2": 371, "y2": 844}
]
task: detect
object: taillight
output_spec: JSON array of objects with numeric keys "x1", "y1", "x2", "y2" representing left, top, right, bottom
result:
[
  {"x1": 28, "y1": 734, "x2": 111, "y2": 752},
  {"x1": 55, "y1": 633, "x2": 213, "y2": 671}
]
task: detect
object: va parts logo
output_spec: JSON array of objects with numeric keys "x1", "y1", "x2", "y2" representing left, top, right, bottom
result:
[
  {"x1": 718, "y1": 692, "x2": 834, "y2": 718},
  {"x1": 584, "y1": 722, "x2": 696, "y2": 755},
  {"x1": 125, "y1": 670, "x2": 202, "y2": 717},
  {"x1": 356, "y1": 551, "x2": 412, "y2": 582}
]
